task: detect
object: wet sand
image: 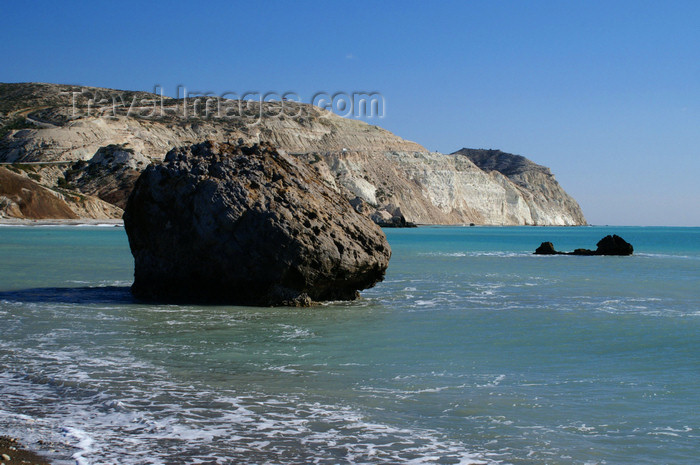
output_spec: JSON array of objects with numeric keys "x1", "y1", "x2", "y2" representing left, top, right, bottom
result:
[{"x1": 0, "y1": 436, "x2": 51, "y2": 465}]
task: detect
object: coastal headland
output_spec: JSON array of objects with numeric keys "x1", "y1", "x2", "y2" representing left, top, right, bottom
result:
[{"x1": 0, "y1": 83, "x2": 586, "y2": 226}]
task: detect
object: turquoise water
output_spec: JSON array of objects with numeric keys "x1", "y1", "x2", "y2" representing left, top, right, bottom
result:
[{"x1": 1, "y1": 225, "x2": 699, "y2": 464}]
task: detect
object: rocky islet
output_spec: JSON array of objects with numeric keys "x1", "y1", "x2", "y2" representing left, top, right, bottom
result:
[
  {"x1": 534, "y1": 235, "x2": 634, "y2": 256},
  {"x1": 123, "y1": 140, "x2": 391, "y2": 306}
]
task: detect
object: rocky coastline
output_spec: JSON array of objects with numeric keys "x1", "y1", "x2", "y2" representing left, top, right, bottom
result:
[{"x1": 1, "y1": 83, "x2": 587, "y2": 226}]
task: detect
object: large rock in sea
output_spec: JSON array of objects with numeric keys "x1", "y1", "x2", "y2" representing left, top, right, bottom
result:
[{"x1": 123, "y1": 140, "x2": 391, "y2": 306}]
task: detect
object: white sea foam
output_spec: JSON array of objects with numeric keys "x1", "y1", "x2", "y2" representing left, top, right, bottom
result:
[
  {"x1": 419, "y1": 251, "x2": 530, "y2": 258},
  {"x1": 278, "y1": 324, "x2": 314, "y2": 340},
  {"x1": 0, "y1": 345, "x2": 494, "y2": 465},
  {"x1": 486, "y1": 375, "x2": 506, "y2": 387},
  {"x1": 64, "y1": 427, "x2": 95, "y2": 465},
  {"x1": 637, "y1": 253, "x2": 698, "y2": 260}
]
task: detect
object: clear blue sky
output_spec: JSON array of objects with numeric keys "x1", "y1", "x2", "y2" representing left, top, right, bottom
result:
[{"x1": 2, "y1": 1, "x2": 699, "y2": 225}]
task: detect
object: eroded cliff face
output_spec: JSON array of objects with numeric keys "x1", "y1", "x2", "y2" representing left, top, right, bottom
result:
[
  {"x1": 0, "y1": 166, "x2": 121, "y2": 219},
  {"x1": 0, "y1": 83, "x2": 586, "y2": 225},
  {"x1": 453, "y1": 148, "x2": 587, "y2": 226}
]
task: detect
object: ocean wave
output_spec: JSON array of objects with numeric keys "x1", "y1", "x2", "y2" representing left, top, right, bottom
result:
[
  {"x1": 636, "y1": 253, "x2": 699, "y2": 260},
  {"x1": 0, "y1": 356, "x2": 493, "y2": 465},
  {"x1": 277, "y1": 324, "x2": 315, "y2": 341},
  {"x1": 64, "y1": 427, "x2": 94, "y2": 465},
  {"x1": 419, "y1": 251, "x2": 531, "y2": 258}
]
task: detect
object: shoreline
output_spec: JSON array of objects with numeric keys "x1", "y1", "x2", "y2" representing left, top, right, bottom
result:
[
  {"x1": 0, "y1": 218, "x2": 123, "y2": 227},
  {"x1": 1, "y1": 219, "x2": 690, "y2": 228},
  {"x1": 0, "y1": 436, "x2": 52, "y2": 465},
  {"x1": 0, "y1": 218, "x2": 589, "y2": 228}
]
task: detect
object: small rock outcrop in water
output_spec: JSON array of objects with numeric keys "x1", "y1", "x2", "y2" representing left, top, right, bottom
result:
[
  {"x1": 534, "y1": 235, "x2": 634, "y2": 256},
  {"x1": 534, "y1": 241, "x2": 558, "y2": 255},
  {"x1": 594, "y1": 235, "x2": 634, "y2": 255},
  {"x1": 123, "y1": 140, "x2": 391, "y2": 306}
]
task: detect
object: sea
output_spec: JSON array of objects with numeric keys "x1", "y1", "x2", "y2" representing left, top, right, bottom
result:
[{"x1": 1, "y1": 225, "x2": 699, "y2": 465}]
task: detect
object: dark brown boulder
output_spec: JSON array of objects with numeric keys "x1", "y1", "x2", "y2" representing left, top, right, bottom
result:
[
  {"x1": 123, "y1": 140, "x2": 391, "y2": 306},
  {"x1": 595, "y1": 234, "x2": 634, "y2": 255},
  {"x1": 534, "y1": 241, "x2": 557, "y2": 255}
]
